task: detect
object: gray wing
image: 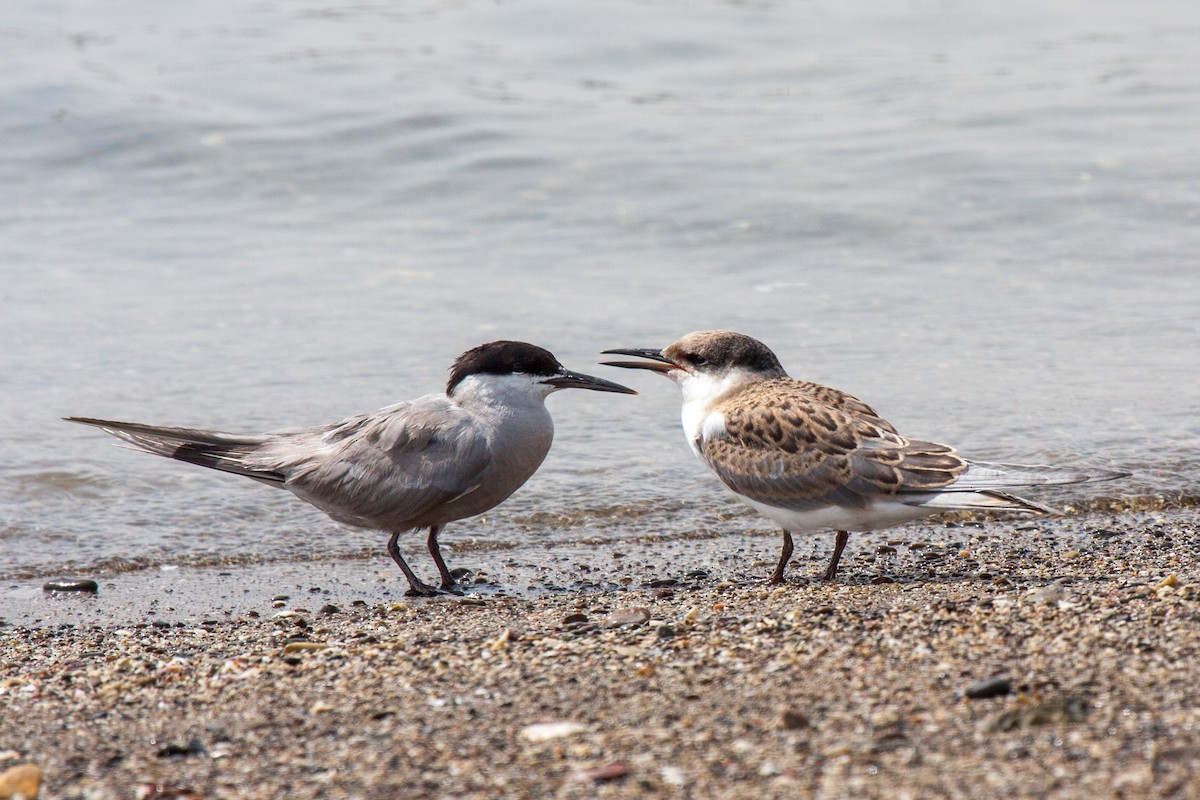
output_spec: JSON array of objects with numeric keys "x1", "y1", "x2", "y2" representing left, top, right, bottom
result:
[
  {"x1": 252, "y1": 395, "x2": 493, "y2": 530},
  {"x1": 699, "y1": 383, "x2": 967, "y2": 512}
]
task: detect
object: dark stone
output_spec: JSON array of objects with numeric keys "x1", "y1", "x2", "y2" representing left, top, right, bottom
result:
[
  {"x1": 43, "y1": 579, "x2": 99, "y2": 594},
  {"x1": 647, "y1": 578, "x2": 678, "y2": 588},
  {"x1": 562, "y1": 613, "x2": 589, "y2": 626},
  {"x1": 780, "y1": 709, "x2": 812, "y2": 730},
  {"x1": 156, "y1": 738, "x2": 206, "y2": 758},
  {"x1": 319, "y1": 604, "x2": 341, "y2": 615},
  {"x1": 964, "y1": 676, "x2": 1012, "y2": 700}
]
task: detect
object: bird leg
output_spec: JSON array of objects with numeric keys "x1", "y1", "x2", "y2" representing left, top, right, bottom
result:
[
  {"x1": 387, "y1": 530, "x2": 439, "y2": 597},
  {"x1": 426, "y1": 525, "x2": 462, "y2": 593},
  {"x1": 821, "y1": 530, "x2": 850, "y2": 581},
  {"x1": 767, "y1": 530, "x2": 795, "y2": 584}
]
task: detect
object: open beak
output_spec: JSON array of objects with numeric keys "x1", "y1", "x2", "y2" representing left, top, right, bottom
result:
[
  {"x1": 600, "y1": 348, "x2": 677, "y2": 375},
  {"x1": 542, "y1": 369, "x2": 637, "y2": 394}
]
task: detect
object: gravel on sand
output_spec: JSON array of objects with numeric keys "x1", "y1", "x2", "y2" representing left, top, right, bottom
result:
[{"x1": 3, "y1": 509, "x2": 1199, "y2": 799}]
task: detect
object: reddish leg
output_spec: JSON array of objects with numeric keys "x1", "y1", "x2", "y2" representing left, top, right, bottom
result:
[
  {"x1": 821, "y1": 530, "x2": 850, "y2": 582},
  {"x1": 767, "y1": 530, "x2": 794, "y2": 584},
  {"x1": 387, "y1": 530, "x2": 438, "y2": 597}
]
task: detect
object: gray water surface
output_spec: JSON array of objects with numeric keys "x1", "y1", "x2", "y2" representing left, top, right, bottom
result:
[{"x1": 2, "y1": 0, "x2": 1197, "y2": 579}]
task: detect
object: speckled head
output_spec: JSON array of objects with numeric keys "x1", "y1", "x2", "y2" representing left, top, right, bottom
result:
[
  {"x1": 602, "y1": 330, "x2": 787, "y2": 379},
  {"x1": 663, "y1": 331, "x2": 786, "y2": 377}
]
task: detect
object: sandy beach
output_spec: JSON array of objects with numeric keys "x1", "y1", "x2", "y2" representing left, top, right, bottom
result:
[{"x1": 3, "y1": 505, "x2": 1199, "y2": 799}]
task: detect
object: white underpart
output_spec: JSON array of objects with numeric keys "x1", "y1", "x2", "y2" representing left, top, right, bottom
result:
[
  {"x1": 739, "y1": 495, "x2": 935, "y2": 535},
  {"x1": 675, "y1": 368, "x2": 753, "y2": 455},
  {"x1": 450, "y1": 372, "x2": 558, "y2": 489}
]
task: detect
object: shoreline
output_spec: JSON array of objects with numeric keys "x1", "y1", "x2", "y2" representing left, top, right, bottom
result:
[
  {"x1": 0, "y1": 507, "x2": 1186, "y2": 628},
  {"x1": 3, "y1": 508, "x2": 1198, "y2": 798}
]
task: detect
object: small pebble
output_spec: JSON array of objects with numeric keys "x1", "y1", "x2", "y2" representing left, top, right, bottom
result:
[
  {"x1": 1154, "y1": 573, "x2": 1179, "y2": 590},
  {"x1": 570, "y1": 762, "x2": 629, "y2": 783},
  {"x1": 780, "y1": 710, "x2": 812, "y2": 730},
  {"x1": 605, "y1": 607, "x2": 650, "y2": 628},
  {"x1": 964, "y1": 677, "x2": 1012, "y2": 700},
  {"x1": 520, "y1": 721, "x2": 587, "y2": 742},
  {"x1": 0, "y1": 763, "x2": 41, "y2": 799},
  {"x1": 561, "y1": 613, "x2": 589, "y2": 626},
  {"x1": 42, "y1": 579, "x2": 99, "y2": 594},
  {"x1": 156, "y1": 739, "x2": 206, "y2": 758}
]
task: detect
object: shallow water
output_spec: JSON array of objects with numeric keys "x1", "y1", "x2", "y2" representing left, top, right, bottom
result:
[{"x1": 2, "y1": 0, "x2": 1197, "y2": 579}]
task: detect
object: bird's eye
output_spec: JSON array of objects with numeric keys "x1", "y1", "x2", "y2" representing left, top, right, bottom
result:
[{"x1": 691, "y1": 354, "x2": 707, "y2": 366}]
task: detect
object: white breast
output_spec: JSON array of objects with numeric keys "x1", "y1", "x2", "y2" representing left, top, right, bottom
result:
[
  {"x1": 677, "y1": 370, "x2": 742, "y2": 456},
  {"x1": 738, "y1": 494, "x2": 936, "y2": 534}
]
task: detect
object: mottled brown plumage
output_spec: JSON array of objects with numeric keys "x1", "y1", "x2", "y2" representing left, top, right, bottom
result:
[
  {"x1": 604, "y1": 330, "x2": 1129, "y2": 583},
  {"x1": 701, "y1": 377, "x2": 968, "y2": 512}
]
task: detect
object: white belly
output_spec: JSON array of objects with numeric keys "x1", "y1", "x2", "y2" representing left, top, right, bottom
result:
[{"x1": 736, "y1": 494, "x2": 936, "y2": 534}]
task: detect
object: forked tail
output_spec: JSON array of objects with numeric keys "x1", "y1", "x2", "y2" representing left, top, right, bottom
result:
[
  {"x1": 64, "y1": 417, "x2": 286, "y2": 485},
  {"x1": 900, "y1": 460, "x2": 1129, "y2": 514}
]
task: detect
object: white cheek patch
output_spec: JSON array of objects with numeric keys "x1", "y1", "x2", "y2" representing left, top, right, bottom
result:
[{"x1": 678, "y1": 371, "x2": 735, "y2": 405}]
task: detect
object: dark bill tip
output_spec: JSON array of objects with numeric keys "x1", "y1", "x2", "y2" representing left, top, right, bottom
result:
[{"x1": 542, "y1": 370, "x2": 637, "y2": 394}]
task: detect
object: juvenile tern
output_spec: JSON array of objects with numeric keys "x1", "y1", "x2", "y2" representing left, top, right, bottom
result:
[
  {"x1": 603, "y1": 330, "x2": 1127, "y2": 583},
  {"x1": 68, "y1": 340, "x2": 635, "y2": 596}
]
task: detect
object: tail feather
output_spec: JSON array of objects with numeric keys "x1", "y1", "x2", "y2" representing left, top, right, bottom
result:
[
  {"x1": 943, "y1": 461, "x2": 1130, "y2": 491},
  {"x1": 65, "y1": 417, "x2": 286, "y2": 485},
  {"x1": 899, "y1": 459, "x2": 1129, "y2": 515},
  {"x1": 902, "y1": 489, "x2": 1055, "y2": 514}
]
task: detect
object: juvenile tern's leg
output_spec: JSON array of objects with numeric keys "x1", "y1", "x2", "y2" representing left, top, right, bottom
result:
[
  {"x1": 821, "y1": 531, "x2": 850, "y2": 582},
  {"x1": 426, "y1": 525, "x2": 462, "y2": 593},
  {"x1": 767, "y1": 530, "x2": 794, "y2": 584},
  {"x1": 387, "y1": 530, "x2": 438, "y2": 597}
]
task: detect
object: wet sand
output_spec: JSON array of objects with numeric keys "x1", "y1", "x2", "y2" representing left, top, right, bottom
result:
[{"x1": 3, "y1": 508, "x2": 1199, "y2": 799}]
